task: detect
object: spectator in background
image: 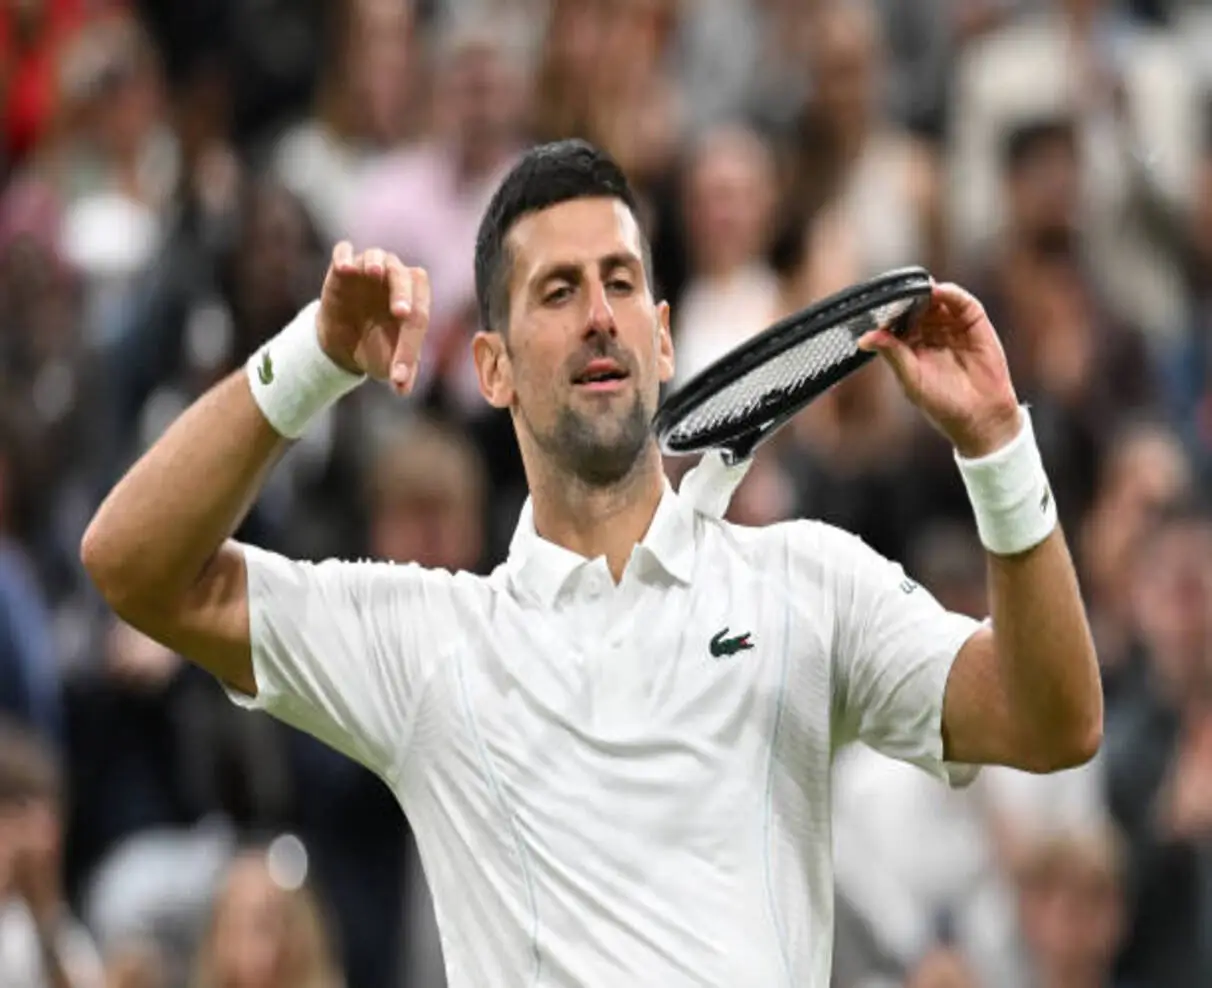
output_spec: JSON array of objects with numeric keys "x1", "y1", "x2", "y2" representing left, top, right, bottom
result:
[
  {"x1": 531, "y1": 0, "x2": 687, "y2": 300},
  {"x1": 38, "y1": 13, "x2": 178, "y2": 338},
  {"x1": 0, "y1": 416, "x2": 61, "y2": 742},
  {"x1": 269, "y1": 0, "x2": 420, "y2": 243},
  {"x1": 674, "y1": 0, "x2": 822, "y2": 138},
  {"x1": 671, "y1": 123, "x2": 781, "y2": 388},
  {"x1": 1105, "y1": 504, "x2": 1212, "y2": 988},
  {"x1": 1012, "y1": 826, "x2": 1132, "y2": 988},
  {"x1": 363, "y1": 412, "x2": 487, "y2": 573},
  {"x1": 188, "y1": 848, "x2": 343, "y2": 988},
  {"x1": 0, "y1": 718, "x2": 104, "y2": 988},
  {"x1": 532, "y1": 0, "x2": 681, "y2": 188},
  {"x1": 948, "y1": 0, "x2": 1200, "y2": 344},
  {"x1": 348, "y1": 8, "x2": 530, "y2": 418},
  {"x1": 0, "y1": 0, "x2": 88, "y2": 173},
  {"x1": 1161, "y1": 104, "x2": 1212, "y2": 484},
  {"x1": 781, "y1": 0, "x2": 944, "y2": 307},
  {"x1": 1079, "y1": 421, "x2": 1192, "y2": 692},
  {"x1": 0, "y1": 174, "x2": 98, "y2": 666},
  {"x1": 963, "y1": 116, "x2": 1155, "y2": 535}
]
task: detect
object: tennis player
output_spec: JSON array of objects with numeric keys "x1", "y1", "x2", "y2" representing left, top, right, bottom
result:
[{"x1": 81, "y1": 140, "x2": 1102, "y2": 987}]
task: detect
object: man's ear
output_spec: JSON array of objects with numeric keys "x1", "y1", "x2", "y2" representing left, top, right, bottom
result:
[
  {"x1": 473, "y1": 330, "x2": 514, "y2": 409},
  {"x1": 656, "y1": 300, "x2": 674, "y2": 385}
]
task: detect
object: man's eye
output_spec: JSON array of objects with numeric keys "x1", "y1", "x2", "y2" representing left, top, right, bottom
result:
[
  {"x1": 607, "y1": 278, "x2": 634, "y2": 293},
  {"x1": 544, "y1": 285, "x2": 572, "y2": 304}
]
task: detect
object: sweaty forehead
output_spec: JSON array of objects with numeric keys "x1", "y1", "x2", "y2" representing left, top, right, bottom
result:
[{"x1": 507, "y1": 198, "x2": 645, "y2": 285}]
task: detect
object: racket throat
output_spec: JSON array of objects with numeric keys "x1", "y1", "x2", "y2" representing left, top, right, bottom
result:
[{"x1": 721, "y1": 433, "x2": 760, "y2": 466}]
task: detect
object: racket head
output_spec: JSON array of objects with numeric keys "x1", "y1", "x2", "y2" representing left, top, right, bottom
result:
[{"x1": 653, "y1": 266, "x2": 932, "y2": 463}]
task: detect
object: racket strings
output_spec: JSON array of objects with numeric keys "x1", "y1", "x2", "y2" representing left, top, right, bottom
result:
[{"x1": 666, "y1": 297, "x2": 917, "y2": 443}]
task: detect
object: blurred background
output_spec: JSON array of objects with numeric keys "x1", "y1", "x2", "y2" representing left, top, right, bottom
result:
[{"x1": 1, "y1": 0, "x2": 1211, "y2": 986}]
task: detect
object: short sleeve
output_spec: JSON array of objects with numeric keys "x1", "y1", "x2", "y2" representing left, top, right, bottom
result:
[
  {"x1": 225, "y1": 544, "x2": 453, "y2": 782},
  {"x1": 823, "y1": 526, "x2": 984, "y2": 787}
]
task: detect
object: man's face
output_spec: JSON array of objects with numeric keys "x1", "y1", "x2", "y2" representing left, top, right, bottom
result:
[
  {"x1": 1007, "y1": 137, "x2": 1081, "y2": 245},
  {"x1": 441, "y1": 42, "x2": 525, "y2": 154},
  {"x1": 475, "y1": 197, "x2": 673, "y2": 487}
]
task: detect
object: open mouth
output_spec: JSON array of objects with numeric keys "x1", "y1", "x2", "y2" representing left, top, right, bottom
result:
[{"x1": 572, "y1": 359, "x2": 630, "y2": 391}]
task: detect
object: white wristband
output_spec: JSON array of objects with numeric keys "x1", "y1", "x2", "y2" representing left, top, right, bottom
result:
[
  {"x1": 245, "y1": 300, "x2": 365, "y2": 439},
  {"x1": 954, "y1": 406, "x2": 1058, "y2": 556}
]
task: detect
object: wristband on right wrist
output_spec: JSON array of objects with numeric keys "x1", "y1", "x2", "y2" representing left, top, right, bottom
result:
[{"x1": 245, "y1": 300, "x2": 366, "y2": 439}]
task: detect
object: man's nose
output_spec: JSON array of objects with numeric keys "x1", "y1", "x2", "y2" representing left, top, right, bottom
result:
[{"x1": 584, "y1": 279, "x2": 617, "y2": 338}]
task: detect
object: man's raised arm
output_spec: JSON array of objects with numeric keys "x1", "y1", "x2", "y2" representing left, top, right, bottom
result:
[
  {"x1": 858, "y1": 281, "x2": 1102, "y2": 773},
  {"x1": 80, "y1": 244, "x2": 429, "y2": 695}
]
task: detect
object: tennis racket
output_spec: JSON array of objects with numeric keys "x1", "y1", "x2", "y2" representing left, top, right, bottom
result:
[{"x1": 653, "y1": 266, "x2": 932, "y2": 465}]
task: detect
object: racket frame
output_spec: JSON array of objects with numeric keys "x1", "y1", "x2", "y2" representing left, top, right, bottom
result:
[{"x1": 653, "y1": 266, "x2": 932, "y2": 464}]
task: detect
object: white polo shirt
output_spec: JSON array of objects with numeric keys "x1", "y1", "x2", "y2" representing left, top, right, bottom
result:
[{"x1": 228, "y1": 461, "x2": 981, "y2": 988}]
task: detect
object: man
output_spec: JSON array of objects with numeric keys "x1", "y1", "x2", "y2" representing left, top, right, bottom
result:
[
  {"x1": 0, "y1": 719, "x2": 103, "y2": 988},
  {"x1": 81, "y1": 140, "x2": 1102, "y2": 986}
]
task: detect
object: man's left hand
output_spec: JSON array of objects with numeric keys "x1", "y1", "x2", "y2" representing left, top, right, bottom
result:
[{"x1": 858, "y1": 281, "x2": 1021, "y2": 458}]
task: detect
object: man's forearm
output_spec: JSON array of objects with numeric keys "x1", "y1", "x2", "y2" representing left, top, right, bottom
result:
[
  {"x1": 81, "y1": 371, "x2": 285, "y2": 614},
  {"x1": 987, "y1": 527, "x2": 1103, "y2": 766}
]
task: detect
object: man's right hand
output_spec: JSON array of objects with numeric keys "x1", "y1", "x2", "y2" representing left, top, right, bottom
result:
[{"x1": 317, "y1": 242, "x2": 432, "y2": 395}]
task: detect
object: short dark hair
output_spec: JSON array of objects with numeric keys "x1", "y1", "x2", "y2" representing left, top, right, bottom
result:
[
  {"x1": 1001, "y1": 116, "x2": 1078, "y2": 176},
  {"x1": 473, "y1": 139, "x2": 650, "y2": 334}
]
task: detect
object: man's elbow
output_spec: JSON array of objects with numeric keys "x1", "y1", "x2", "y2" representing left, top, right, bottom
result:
[
  {"x1": 1051, "y1": 721, "x2": 1103, "y2": 771},
  {"x1": 1031, "y1": 714, "x2": 1104, "y2": 773},
  {"x1": 80, "y1": 521, "x2": 123, "y2": 605},
  {"x1": 80, "y1": 520, "x2": 152, "y2": 619}
]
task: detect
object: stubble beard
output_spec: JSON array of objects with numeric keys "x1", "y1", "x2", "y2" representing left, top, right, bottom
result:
[{"x1": 534, "y1": 389, "x2": 654, "y2": 489}]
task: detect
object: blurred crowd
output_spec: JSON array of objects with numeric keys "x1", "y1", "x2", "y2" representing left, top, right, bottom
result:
[{"x1": 1, "y1": 0, "x2": 1212, "y2": 986}]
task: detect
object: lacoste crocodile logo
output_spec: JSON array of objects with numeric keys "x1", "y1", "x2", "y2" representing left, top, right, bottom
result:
[{"x1": 709, "y1": 628, "x2": 754, "y2": 658}]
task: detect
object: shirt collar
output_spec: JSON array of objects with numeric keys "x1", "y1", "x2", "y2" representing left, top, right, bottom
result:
[{"x1": 505, "y1": 479, "x2": 696, "y2": 607}]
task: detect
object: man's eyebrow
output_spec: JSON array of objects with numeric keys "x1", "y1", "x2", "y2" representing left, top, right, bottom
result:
[
  {"x1": 530, "y1": 252, "x2": 641, "y2": 288},
  {"x1": 599, "y1": 252, "x2": 641, "y2": 273},
  {"x1": 532, "y1": 262, "x2": 582, "y2": 287}
]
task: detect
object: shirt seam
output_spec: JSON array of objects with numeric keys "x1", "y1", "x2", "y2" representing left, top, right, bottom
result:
[
  {"x1": 762, "y1": 534, "x2": 797, "y2": 987},
  {"x1": 454, "y1": 647, "x2": 543, "y2": 987}
]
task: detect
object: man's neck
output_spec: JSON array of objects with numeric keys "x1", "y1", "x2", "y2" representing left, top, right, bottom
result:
[{"x1": 528, "y1": 447, "x2": 667, "y2": 582}]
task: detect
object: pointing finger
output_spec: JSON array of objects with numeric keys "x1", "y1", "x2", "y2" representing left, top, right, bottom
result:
[
  {"x1": 391, "y1": 268, "x2": 430, "y2": 394},
  {"x1": 385, "y1": 256, "x2": 412, "y2": 317}
]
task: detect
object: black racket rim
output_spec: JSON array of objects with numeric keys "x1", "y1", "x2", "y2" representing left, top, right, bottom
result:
[{"x1": 653, "y1": 265, "x2": 933, "y2": 461}]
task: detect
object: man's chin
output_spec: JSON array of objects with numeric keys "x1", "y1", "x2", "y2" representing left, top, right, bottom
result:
[{"x1": 562, "y1": 426, "x2": 653, "y2": 486}]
